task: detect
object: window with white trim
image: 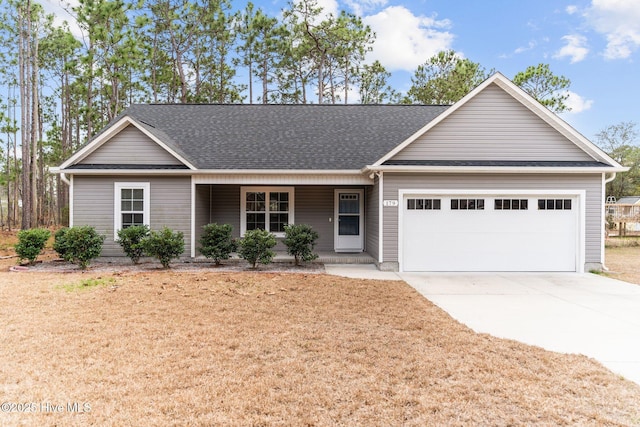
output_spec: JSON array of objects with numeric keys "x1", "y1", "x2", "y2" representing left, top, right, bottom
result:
[
  {"x1": 241, "y1": 187, "x2": 294, "y2": 236},
  {"x1": 114, "y1": 182, "x2": 150, "y2": 239}
]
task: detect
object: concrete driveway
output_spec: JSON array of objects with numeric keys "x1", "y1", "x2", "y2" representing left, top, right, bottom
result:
[{"x1": 399, "y1": 272, "x2": 640, "y2": 385}]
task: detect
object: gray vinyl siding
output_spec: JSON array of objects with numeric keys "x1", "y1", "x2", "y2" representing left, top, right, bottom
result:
[
  {"x1": 73, "y1": 175, "x2": 191, "y2": 257},
  {"x1": 391, "y1": 84, "x2": 594, "y2": 162},
  {"x1": 382, "y1": 173, "x2": 603, "y2": 267},
  {"x1": 80, "y1": 125, "x2": 184, "y2": 165},
  {"x1": 194, "y1": 185, "x2": 211, "y2": 255},
  {"x1": 365, "y1": 177, "x2": 379, "y2": 261},
  {"x1": 206, "y1": 185, "x2": 241, "y2": 236},
  {"x1": 295, "y1": 186, "x2": 335, "y2": 252},
  {"x1": 195, "y1": 185, "x2": 370, "y2": 253}
]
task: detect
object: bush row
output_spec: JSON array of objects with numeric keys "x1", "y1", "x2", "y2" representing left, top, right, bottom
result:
[
  {"x1": 199, "y1": 223, "x2": 319, "y2": 268},
  {"x1": 16, "y1": 222, "x2": 319, "y2": 270}
]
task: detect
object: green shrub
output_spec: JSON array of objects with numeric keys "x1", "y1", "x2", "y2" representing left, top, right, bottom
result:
[
  {"x1": 55, "y1": 226, "x2": 105, "y2": 270},
  {"x1": 199, "y1": 223, "x2": 237, "y2": 266},
  {"x1": 238, "y1": 229, "x2": 277, "y2": 269},
  {"x1": 142, "y1": 227, "x2": 185, "y2": 268},
  {"x1": 283, "y1": 224, "x2": 319, "y2": 266},
  {"x1": 116, "y1": 225, "x2": 150, "y2": 264},
  {"x1": 15, "y1": 228, "x2": 51, "y2": 265},
  {"x1": 53, "y1": 227, "x2": 70, "y2": 259}
]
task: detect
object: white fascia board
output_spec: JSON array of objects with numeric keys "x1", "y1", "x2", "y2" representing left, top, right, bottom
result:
[
  {"x1": 54, "y1": 168, "x2": 195, "y2": 175},
  {"x1": 58, "y1": 116, "x2": 197, "y2": 170},
  {"x1": 57, "y1": 168, "x2": 366, "y2": 175},
  {"x1": 366, "y1": 165, "x2": 629, "y2": 174},
  {"x1": 193, "y1": 171, "x2": 372, "y2": 185},
  {"x1": 193, "y1": 169, "x2": 365, "y2": 175},
  {"x1": 58, "y1": 168, "x2": 374, "y2": 185}
]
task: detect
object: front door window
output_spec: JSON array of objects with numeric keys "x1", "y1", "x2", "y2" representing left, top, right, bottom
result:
[
  {"x1": 335, "y1": 190, "x2": 364, "y2": 252},
  {"x1": 339, "y1": 194, "x2": 360, "y2": 235}
]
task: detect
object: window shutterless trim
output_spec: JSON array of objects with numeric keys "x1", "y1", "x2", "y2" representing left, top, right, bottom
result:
[
  {"x1": 114, "y1": 182, "x2": 150, "y2": 240},
  {"x1": 240, "y1": 186, "x2": 295, "y2": 237}
]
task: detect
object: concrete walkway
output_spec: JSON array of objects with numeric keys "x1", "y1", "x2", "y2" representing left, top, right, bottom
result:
[{"x1": 325, "y1": 266, "x2": 640, "y2": 385}]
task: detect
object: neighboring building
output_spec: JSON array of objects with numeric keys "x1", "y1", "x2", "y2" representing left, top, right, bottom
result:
[
  {"x1": 608, "y1": 196, "x2": 640, "y2": 233},
  {"x1": 616, "y1": 197, "x2": 640, "y2": 205},
  {"x1": 53, "y1": 73, "x2": 626, "y2": 272}
]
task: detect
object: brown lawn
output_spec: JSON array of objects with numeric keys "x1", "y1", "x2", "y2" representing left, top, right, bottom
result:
[
  {"x1": 0, "y1": 238, "x2": 640, "y2": 425},
  {"x1": 603, "y1": 245, "x2": 640, "y2": 285}
]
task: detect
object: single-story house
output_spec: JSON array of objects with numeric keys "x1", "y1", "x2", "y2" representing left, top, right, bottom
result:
[{"x1": 53, "y1": 73, "x2": 626, "y2": 272}]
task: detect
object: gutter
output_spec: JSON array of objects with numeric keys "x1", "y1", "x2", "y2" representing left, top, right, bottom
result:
[
  {"x1": 604, "y1": 172, "x2": 617, "y2": 184},
  {"x1": 60, "y1": 173, "x2": 71, "y2": 186},
  {"x1": 365, "y1": 165, "x2": 629, "y2": 174},
  {"x1": 51, "y1": 168, "x2": 369, "y2": 176},
  {"x1": 50, "y1": 167, "x2": 71, "y2": 186}
]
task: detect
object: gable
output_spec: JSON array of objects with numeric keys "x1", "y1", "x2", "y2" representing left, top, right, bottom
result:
[
  {"x1": 78, "y1": 125, "x2": 184, "y2": 166},
  {"x1": 390, "y1": 83, "x2": 595, "y2": 163}
]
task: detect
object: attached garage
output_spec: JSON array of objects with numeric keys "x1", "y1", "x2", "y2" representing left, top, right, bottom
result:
[{"x1": 400, "y1": 191, "x2": 582, "y2": 272}]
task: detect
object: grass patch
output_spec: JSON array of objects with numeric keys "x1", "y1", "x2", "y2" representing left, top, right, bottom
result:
[
  {"x1": 57, "y1": 276, "x2": 115, "y2": 292},
  {"x1": 605, "y1": 236, "x2": 640, "y2": 248}
]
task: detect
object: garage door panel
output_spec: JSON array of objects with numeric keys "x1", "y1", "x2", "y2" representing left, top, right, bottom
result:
[{"x1": 402, "y1": 195, "x2": 578, "y2": 272}]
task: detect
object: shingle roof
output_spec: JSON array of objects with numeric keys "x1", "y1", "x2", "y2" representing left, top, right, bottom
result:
[
  {"x1": 616, "y1": 196, "x2": 640, "y2": 204},
  {"x1": 118, "y1": 104, "x2": 450, "y2": 170}
]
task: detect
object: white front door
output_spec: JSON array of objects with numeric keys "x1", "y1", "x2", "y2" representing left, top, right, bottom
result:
[{"x1": 335, "y1": 190, "x2": 364, "y2": 252}]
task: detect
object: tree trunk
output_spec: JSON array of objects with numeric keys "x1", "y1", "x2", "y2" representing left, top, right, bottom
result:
[
  {"x1": 30, "y1": 31, "x2": 39, "y2": 227},
  {"x1": 19, "y1": 1, "x2": 32, "y2": 229}
]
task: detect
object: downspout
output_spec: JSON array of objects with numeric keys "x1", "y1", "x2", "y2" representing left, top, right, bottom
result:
[
  {"x1": 59, "y1": 172, "x2": 70, "y2": 186},
  {"x1": 601, "y1": 172, "x2": 617, "y2": 271},
  {"x1": 377, "y1": 171, "x2": 383, "y2": 265}
]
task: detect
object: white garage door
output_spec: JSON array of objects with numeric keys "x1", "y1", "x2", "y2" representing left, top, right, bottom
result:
[{"x1": 402, "y1": 194, "x2": 578, "y2": 272}]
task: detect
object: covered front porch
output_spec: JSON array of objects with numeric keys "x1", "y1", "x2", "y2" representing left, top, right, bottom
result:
[{"x1": 190, "y1": 177, "x2": 379, "y2": 263}]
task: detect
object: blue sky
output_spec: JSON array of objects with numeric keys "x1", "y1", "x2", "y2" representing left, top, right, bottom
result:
[{"x1": 38, "y1": 0, "x2": 640, "y2": 141}]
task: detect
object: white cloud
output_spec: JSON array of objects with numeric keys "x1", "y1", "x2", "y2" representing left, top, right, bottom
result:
[
  {"x1": 363, "y1": 6, "x2": 454, "y2": 72},
  {"x1": 566, "y1": 5, "x2": 578, "y2": 15},
  {"x1": 514, "y1": 40, "x2": 537, "y2": 54},
  {"x1": 345, "y1": 0, "x2": 388, "y2": 16},
  {"x1": 554, "y1": 34, "x2": 589, "y2": 63},
  {"x1": 585, "y1": 0, "x2": 640, "y2": 59},
  {"x1": 314, "y1": 0, "x2": 339, "y2": 17},
  {"x1": 34, "y1": 0, "x2": 83, "y2": 40},
  {"x1": 564, "y1": 90, "x2": 594, "y2": 113}
]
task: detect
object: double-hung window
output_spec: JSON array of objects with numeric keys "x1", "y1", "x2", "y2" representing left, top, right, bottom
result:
[
  {"x1": 241, "y1": 187, "x2": 294, "y2": 236},
  {"x1": 114, "y1": 182, "x2": 150, "y2": 239}
]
